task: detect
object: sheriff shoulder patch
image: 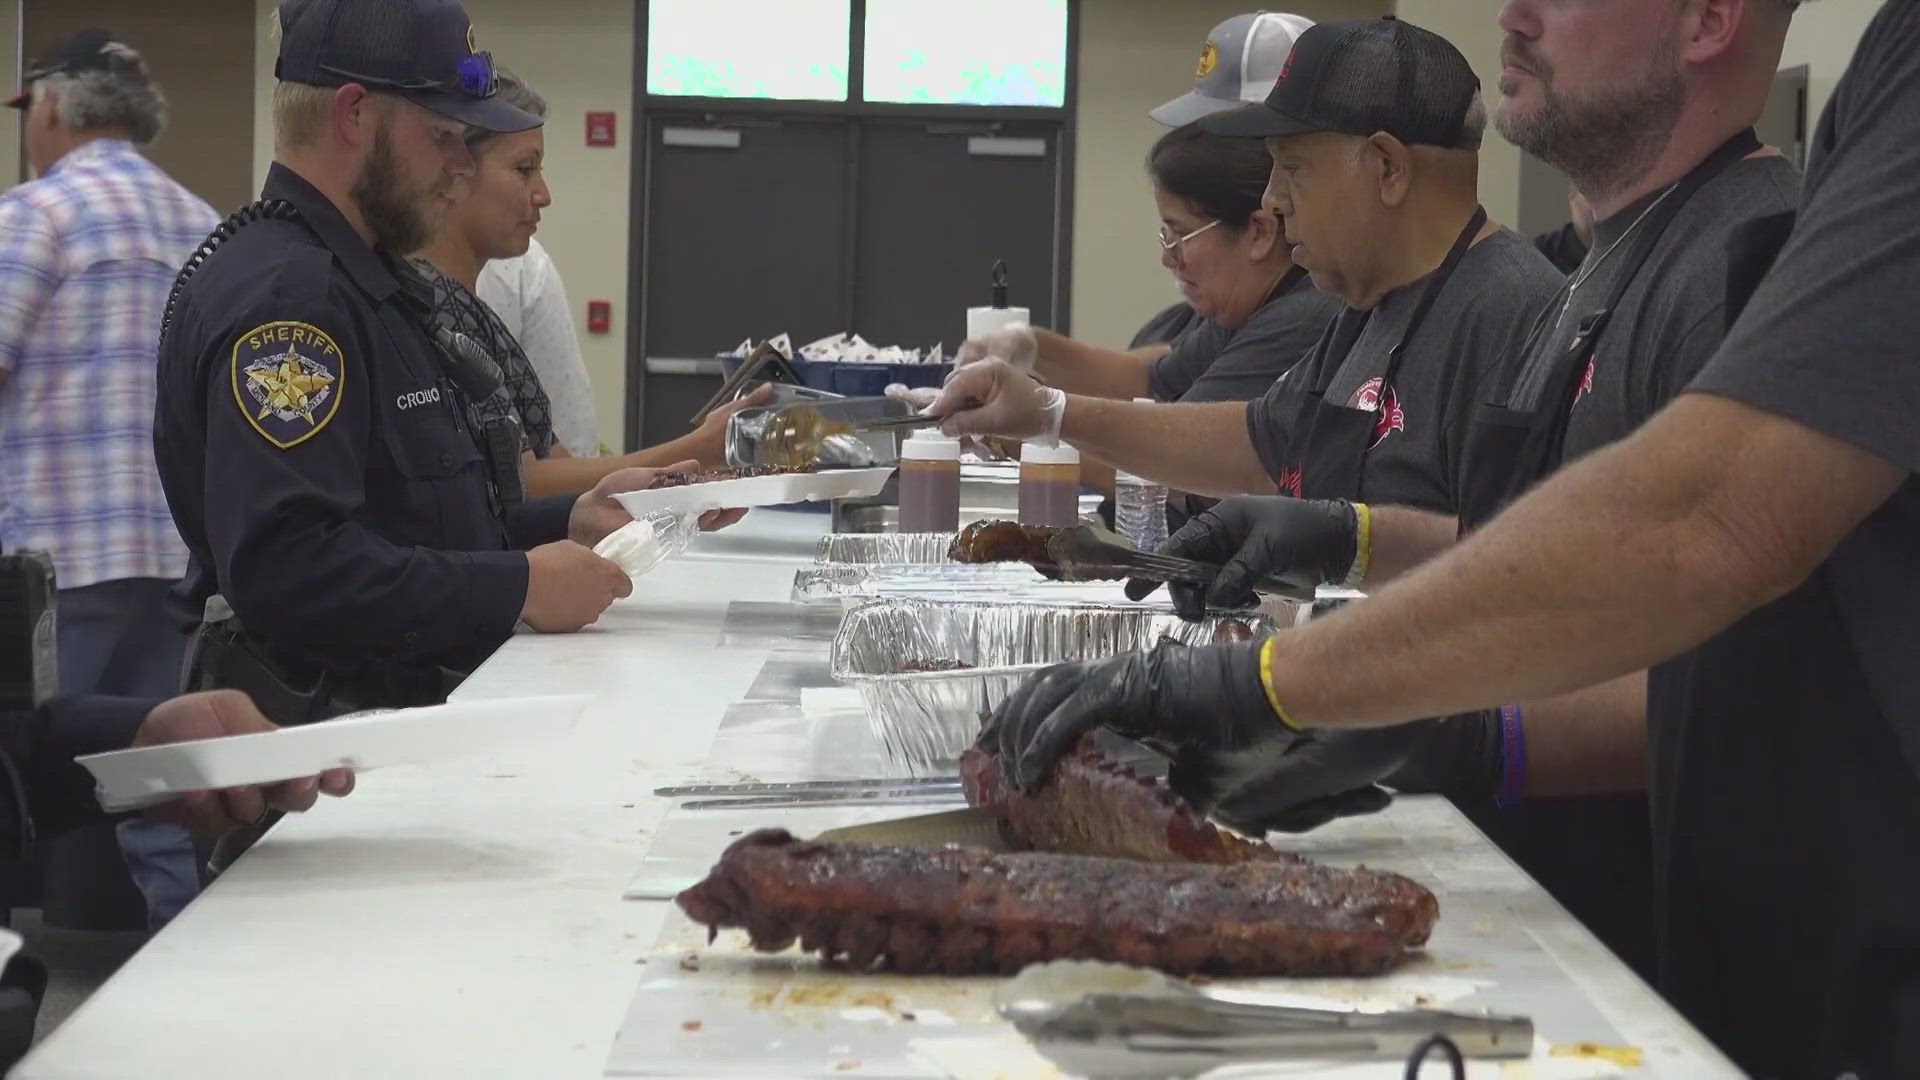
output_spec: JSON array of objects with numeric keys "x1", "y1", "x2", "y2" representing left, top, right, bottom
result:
[{"x1": 231, "y1": 320, "x2": 344, "y2": 449}]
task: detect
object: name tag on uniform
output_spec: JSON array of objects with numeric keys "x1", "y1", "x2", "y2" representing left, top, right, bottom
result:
[{"x1": 396, "y1": 387, "x2": 442, "y2": 410}]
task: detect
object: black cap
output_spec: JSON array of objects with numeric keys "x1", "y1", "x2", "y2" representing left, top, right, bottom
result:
[
  {"x1": 6, "y1": 28, "x2": 128, "y2": 110},
  {"x1": 1200, "y1": 16, "x2": 1479, "y2": 149},
  {"x1": 274, "y1": 0, "x2": 538, "y2": 133}
]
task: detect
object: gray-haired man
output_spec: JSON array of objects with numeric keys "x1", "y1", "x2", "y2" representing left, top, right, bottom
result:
[{"x1": 0, "y1": 29, "x2": 220, "y2": 925}]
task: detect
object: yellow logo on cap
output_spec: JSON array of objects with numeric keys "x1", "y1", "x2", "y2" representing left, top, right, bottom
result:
[
  {"x1": 1196, "y1": 40, "x2": 1219, "y2": 79},
  {"x1": 466, "y1": 24, "x2": 477, "y2": 53}
]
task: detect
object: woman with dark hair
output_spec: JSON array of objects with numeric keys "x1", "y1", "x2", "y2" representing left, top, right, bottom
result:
[
  {"x1": 411, "y1": 68, "x2": 766, "y2": 497},
  {"x1": 954, "y1": 122, "x2": 1338, "y2": 406}
]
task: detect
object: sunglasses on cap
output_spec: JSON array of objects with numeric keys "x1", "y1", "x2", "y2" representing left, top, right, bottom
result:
[{"x1": 317, "y1": 49, "x2": 495, "y2": 99}]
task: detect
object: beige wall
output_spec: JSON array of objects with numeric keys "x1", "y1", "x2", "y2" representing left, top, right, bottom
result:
[
  {"x1": 253, "y1": 0, "x2": 635, "y2": 453},
  {"x1": 1779, "y1": 0, "x2": 1880, "y2": 128},
  {"x1": 1391, "y1": 0, "x2": 1524, "y2": 230},
  {"x1": 26, "y1": 0, "x2": 255, "y2": 211},
  {"x1": 1069, "y1": 0, "x2": 1390, "y2": 347}
]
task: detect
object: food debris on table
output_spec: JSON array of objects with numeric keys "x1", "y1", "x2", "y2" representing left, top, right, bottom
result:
[{"x1": 1551, "y1": 1042, "x2": 1645, "y2": 1068}]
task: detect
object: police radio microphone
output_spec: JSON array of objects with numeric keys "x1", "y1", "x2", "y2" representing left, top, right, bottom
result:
[
  {"x1": 430, "y1": 326, "x2": 504, "y2": 402},
  {"x1": 427, "y1": 326, "x2": 526, "y2": 512},
  {"x1": 0, "y1": 550, "x2": 57, "y2": 711}
]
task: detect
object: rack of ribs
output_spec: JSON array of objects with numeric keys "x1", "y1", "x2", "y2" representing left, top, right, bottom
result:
[
  {"x1": 959, "y1": 738, "x2": 1290, "y2": 865},
  {"x1": 676, "y1": 828, "x2": 1438, "y2": 977}
]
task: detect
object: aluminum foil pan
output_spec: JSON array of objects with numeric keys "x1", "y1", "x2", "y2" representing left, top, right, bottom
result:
[
  {"x1": 813, "y1": 532, "x2": 959, "y2": 565},
  {"x1": 792, "y1": 562, "x2": 1053, "y2": 603},
  {"x1": 828, "y1": 598, "x2": 1278, "y2": 774}
]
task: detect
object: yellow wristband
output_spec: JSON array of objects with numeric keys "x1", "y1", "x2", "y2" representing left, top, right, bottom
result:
[
  {"x1": 1258, "y1": 637, "x2": 1302, "y2": 731},
  {"x1": 1348, "y1": 502, "x2": 1372, "y2": 588}
]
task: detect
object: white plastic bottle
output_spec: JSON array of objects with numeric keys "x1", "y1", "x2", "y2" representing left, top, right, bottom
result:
[
  {"x1": 1113, "y1": 399, "x2": 1169, "y2": 551},
  {"x1": 1018, "y1": 440, "x2": 1082, "y2": 528},
  {"x1": 897, "y1": 430, "x2": 962, "y2": 532}
]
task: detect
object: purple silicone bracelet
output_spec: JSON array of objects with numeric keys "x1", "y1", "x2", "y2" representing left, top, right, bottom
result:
[{"x1": 1496, "y1": 704, "x2": 1526, "y2": 809}]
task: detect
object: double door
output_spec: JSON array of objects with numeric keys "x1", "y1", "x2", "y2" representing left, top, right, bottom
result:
[{"x1": 634, "y1": 112, "x2": 1067, "y2": 444}]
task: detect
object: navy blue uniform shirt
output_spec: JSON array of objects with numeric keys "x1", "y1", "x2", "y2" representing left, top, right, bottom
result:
[{"x1": 154, "y1": 163, "x2": 572, "y2": 677}]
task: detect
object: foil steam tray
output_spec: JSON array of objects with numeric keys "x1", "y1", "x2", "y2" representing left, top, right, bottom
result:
[
  {"x1": 827, "y1": 598, "x2": 1277, "y2": 775},
  {"x1": 790, "y1": 561, "x2": 1053, "y2": 603},
  {"x1": 812, "y1": 532, "x2": 959, "y2": 565}
]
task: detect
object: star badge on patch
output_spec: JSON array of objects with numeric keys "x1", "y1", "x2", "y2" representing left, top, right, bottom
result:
[{"x1": 230, "y1": 320, "x2": 344, "y2": 449}]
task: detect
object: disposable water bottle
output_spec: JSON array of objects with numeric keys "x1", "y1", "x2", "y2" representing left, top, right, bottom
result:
[
  {"x1": 1114, "y1": 470, "x2": 1168, "y2": 552},
  {"x1": 1114, "y1": 398, "x2": 1169, "y2": 552}
]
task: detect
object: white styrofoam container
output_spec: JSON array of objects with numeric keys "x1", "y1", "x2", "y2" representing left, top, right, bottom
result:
[
  {"x1": 611, "y1": 467, "x2": 895, "y2": 517},
  {"x1": 77, "y1": 694, "x2": 592, "y2": 811}
]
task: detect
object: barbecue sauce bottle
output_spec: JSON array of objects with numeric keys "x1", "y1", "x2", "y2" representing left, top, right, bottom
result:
[
  {"x1": 898, "y1": 430, "x2": 962, "y2": 532},
  {"x1": 1018, "y1": 440, "x2": 1081, "y2": 528}
]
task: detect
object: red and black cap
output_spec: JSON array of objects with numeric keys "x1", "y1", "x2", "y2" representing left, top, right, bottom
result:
[
  {"x1": 1200, "y1": 16, "x2": 1479, "y2": 149},
  {"x1": 274, "y1": 0, "x2": 538, "y2": 133},
  {"x1": 6, "y1": 28, "x2": 128, "y2": 110}
]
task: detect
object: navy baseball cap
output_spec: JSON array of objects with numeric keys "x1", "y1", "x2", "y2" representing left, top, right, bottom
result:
[
  {"x1": 275, "y1": 0, "x2": 539, "y2": 133},
  {"x1": 1201, "y1": 16, "x2": 1479, "y2": 149},
  {"x1": 6, "y1": 28, "x2": 130, "y2": 110}
]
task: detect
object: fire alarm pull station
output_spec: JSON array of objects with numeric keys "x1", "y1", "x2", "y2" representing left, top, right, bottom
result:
[
  {"x1": 586, "y1": 111, "x2": 617, "y2": 147},
  {"x1": 587, "y1": 300, "x2": 611, "y2": 334}
]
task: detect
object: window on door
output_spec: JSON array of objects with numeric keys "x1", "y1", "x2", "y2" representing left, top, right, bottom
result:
[
  {"x1": 644, "y1": 0, "x2": 1070, "y2": 107},
  {"x1": 862, "y1": 0, "x2": 1069, "y2": 107},
  {"x1": 645, "y1": 0, "x2": 852, "y2": 101}
]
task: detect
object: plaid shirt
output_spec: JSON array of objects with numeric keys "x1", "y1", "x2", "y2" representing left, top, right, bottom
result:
[{"x1": 0, "y1": 139, "x2": 218, "y2": 589}]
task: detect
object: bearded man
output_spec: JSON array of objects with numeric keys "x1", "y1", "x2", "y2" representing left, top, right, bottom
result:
[{"x1": 152, "y1": 0, "x2": 693, "y2": 731}]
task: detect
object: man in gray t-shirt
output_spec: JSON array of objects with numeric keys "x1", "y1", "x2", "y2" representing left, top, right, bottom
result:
[
  {"x1": 925, "y1": 19, "x2": 1555, "y2": 524},
  {"x1": 1497, "y1": 154, "x2": 1800, "y2": 470},
  {"x1": 1247, "y1": 231, "x2": 1556, "y2": 512},
  {"x1": 1066, "y1": 0, "x2": 1809, "y2": 1027}
]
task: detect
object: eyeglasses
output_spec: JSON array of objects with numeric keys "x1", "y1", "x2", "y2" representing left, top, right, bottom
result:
[
  {"x1": 1157, "y1": 218, "x2": 1221, "y2": 252},
  {"x1": 319, "y1": 50, "x2": 496, "y2": 99}
]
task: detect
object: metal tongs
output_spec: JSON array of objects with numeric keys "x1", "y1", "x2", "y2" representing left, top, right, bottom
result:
[
  {"x1": 996, "y1": 961, "x2": 1533, "y2": 1078},
  {"x1": 1041, "y1": 525, "x2": 1319, "y2": 603}
]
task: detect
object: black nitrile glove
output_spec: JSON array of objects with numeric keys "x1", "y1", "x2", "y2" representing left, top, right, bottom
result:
[
  {"x1": 1164, "y1": 710, "x2": 1504, "y2": 834},
  {"x1": 984, "y1": 639, "x2": 1290, "y2": 795},
  {"x1": 1123, "y1": 497, "x2": 1362, "y2": 620}
]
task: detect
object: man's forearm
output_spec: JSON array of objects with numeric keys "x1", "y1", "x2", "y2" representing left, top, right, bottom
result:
[
  {"x1": 1032, "y1": 330, "x2": 1156, "y2": 400},
  {"x1": 1361, "y1": 506, "x2": 1458, "y2": 585},
  {"x1": 1060, "y1": 397, "x2": 1272, "y2": 497},
  {"x1": 1265, "y1": 393, "x2": 1908, "y2": 728},
  {"x1": 1514, "y1": 674, "x2": 1648, "y2": 797}
]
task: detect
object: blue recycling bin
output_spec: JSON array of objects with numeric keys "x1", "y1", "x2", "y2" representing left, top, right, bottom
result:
[{"x1": 718, "y1": 354, "x2": 951, "y2": 397}]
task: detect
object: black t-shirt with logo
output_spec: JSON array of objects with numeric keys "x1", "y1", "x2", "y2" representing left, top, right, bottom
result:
[{"x1": 1245, "y1": 229, "x2": 1562, "y2": 511}]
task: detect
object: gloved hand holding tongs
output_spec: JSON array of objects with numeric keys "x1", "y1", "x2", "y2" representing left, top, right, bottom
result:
[{"x1": 1123, "y1": 496, "x2": 1369, "y2": 618}]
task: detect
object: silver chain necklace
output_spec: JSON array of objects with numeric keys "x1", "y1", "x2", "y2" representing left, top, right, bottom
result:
[{"x1": 1553, "y1": 182, "x2": 1680, "y2": 332}]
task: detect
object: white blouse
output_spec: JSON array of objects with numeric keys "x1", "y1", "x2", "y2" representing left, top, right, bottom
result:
[{"x1": 477, "y1": 237, "x2": 602, "y2": 455}]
